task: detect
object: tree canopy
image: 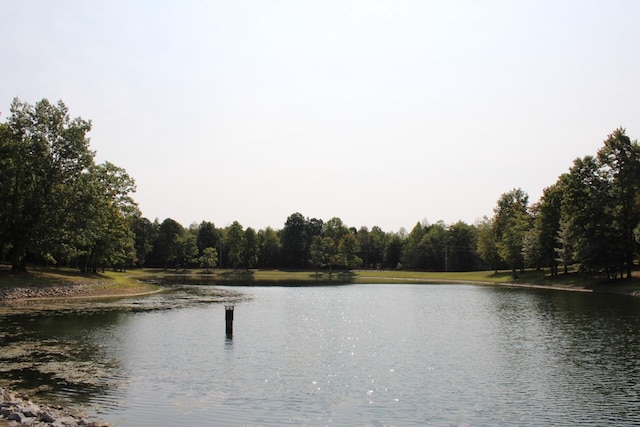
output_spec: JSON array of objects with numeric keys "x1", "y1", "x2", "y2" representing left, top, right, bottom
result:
[
  {"x1": 2, "y1": 99, "x2": 639, "y2": 280},
  {"x1": 0, "y1": 98, "x2": 138, "y2": 272}
]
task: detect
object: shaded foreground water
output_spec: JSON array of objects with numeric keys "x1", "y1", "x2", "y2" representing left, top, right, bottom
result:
[{"x1": 2, "y1": 284, "x2": 640, "y2": 426}]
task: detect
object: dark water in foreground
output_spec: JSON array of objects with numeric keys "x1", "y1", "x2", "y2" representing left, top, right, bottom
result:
[{"x1": 2, "y1": 284, "x2": 640, "y2": 426}]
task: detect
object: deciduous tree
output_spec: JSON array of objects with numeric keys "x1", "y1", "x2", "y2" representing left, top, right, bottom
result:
[
  {"x1": 561, "y1": 156, "x2": 614, "y2": 276},
  {"x1": 476, "y1": 216, "x2": 500, "y2": 273},
  {"x1": 196, "y1": 221, "x2": 220, "y2": 257},
  {"x1": 154, "y1": 218, "x2": 184, "y2": 269},
  {"x1": 281, "y1": 212, "x2": 308, "y2": 268},
  {"x1": 0, "y1": 98, "x2": 94, "y2": 271},
  {"x1": 337, "y1": 233, "x2": 362, "y2": 270},
  {"x1": 597, "y1": 128, "x2": 640, "y2": 279},
  {"x1": 225, "y1": 221, "x2": 245, "y2": 269},
  {"x1": 310, "y1": 235, "x2": 336, "y2": 273},
  {"x1": 131, "y1": 216, "x2": 157, "y2": 267},
  {"x1": 258, "y1": 227, "x2": 281, "y2": 268},
  {"x1": 493, "y1": 189, "x2": 531, "y2": 278},
  {"x1": 199, "y1": 246, "x2": 218, "y2": 272},
  {"x1": 242, "y1": 227, "x2": 259, "y2": 269}
]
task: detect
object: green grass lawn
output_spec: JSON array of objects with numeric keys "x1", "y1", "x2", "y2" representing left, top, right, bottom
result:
[
  {"x1": 131, "y1": 267, "x2": 633, "y2": 290},
  {"x1": 2, "y1": 264, "x2": 639, "y2": 295},
  {"x1": 0, "y1": 264, "x2": 157, "y2": 295}
]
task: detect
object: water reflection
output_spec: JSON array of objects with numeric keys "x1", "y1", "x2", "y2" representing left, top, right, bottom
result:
[
  {"x1": 1, "y1": 284, "x2": 640, "y2": 426},
  {"x1": 0, "y1": 310, "x2": 126, "y2": 407},
  {"x1": 0, "y1": 285, "x2": 244, "y2": 411},
  {"x1": 488, "y1": 288, "x2": 640, "y2": 424}
]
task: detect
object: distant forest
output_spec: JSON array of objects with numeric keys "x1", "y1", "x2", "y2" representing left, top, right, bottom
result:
[{"x1": 2, "y1": 98, "x2": 639, "y2": 280}]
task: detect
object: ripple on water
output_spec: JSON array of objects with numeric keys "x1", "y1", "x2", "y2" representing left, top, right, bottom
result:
[{"x1": 3, "y1": 285, "x2": 640, "y2": 426}]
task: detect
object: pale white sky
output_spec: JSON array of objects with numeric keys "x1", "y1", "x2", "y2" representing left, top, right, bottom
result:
[{"x1": 3, "y1": 1, "x2": 639, "y2": 232}]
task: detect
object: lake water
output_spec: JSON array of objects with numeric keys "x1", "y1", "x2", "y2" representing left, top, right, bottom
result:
[{"x1": 2, "y1": 284, "x2": 640, "y2": 426}]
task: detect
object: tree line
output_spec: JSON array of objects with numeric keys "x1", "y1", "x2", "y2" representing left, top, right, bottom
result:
[
  {"x1": 2, "y1": 99, "x2": 639, "y2": 279},
  {"x1": 130, "y1": 214, "x2": 482, "y2": 272}
]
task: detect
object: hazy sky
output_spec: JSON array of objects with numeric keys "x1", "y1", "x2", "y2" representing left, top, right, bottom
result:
[{"x1": 3, "y1": 1, "x2": 639, "y2": 232}]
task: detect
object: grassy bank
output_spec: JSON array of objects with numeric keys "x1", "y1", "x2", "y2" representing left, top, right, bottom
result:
[
  {"x1": 2, "y1": 265, "x2": 640, "y2": 299},
  {"x1": 0, "y1": 264, "x2": 159, "y2": 299},
  {"x1": 131, "y1": 267, "x2": 640, "y2": 295}
]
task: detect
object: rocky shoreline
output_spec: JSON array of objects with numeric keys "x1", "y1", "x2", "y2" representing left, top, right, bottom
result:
[
  {"x1": 0, "y1": 279, "x2": 163, "y2": 304},
  {"x1": 0, "y1": 281, "x2": 246, "y2": 427},
  {"x1": 0, "y1": 283, "x2": 97, "y2": 300},
  {"x1": 0, "y1": 281, "x2": 147, "y2": 427},
  {"x1": 0, "y1": 387, "x2": 108, "y2": 427}
]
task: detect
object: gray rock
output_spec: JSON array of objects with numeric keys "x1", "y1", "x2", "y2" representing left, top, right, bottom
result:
[
  {"x1": 40, "y1": 410, "x2": 58, "y2": 423},
  {"x1": 0, "y1": 386, "x2": 109, "y2": 427},
  {"x1": 3, "y1": 390, "x2": 16, "y2": 402},
  {"x1": 7, "y1": 411, "x2": 27, "y2": 423},
  {"x1": 52, "y1": 415, "x2": 79, "y2": 426},
  {"x1": 21, "y1": 417, "x2": 38, "y2": 426},
  {"x1": 20, "y1": 403, "x2": 41, "y2": 417}
]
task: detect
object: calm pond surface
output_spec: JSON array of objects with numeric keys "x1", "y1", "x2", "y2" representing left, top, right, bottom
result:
[{"x1": 2, "y1": 284, "x2": 640, "y2": 426}]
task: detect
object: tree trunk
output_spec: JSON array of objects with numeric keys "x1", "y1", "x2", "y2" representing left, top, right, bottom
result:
[{"x1": 10, "y1": 245, "x2": 27, "y2": 272}]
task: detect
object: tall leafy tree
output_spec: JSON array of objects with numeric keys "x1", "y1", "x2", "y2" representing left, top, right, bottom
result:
[
  {"x1": 531, "y1": 183, "x2": 565, "y2": 275},
  {"x1": 310, "y1": 235, "x2": 336, "y2": 273},
  {"x1": 196, "y1": 221, "x2": 220, "y2": 257},
  {"x1": 198, "y1": 247, "x2": 218, "y2": 273},
  {"x1": 384, "y1": 230, "x2": 404, "y2": 269},
  {"x1": 225, "y1": 221, "x2": 245, "y2": 269},
  {"x1": 337, "y1": 233, "x2": 362, "y2": 270},
  {"x1": 476, "y1": 216, "x2": 500, "y2": 273},
  {"x1": 0, "y1": 98, "x2": 94, "y2": 271},
  {"x1": 199, "y1": 247, "x2": 218, "y2": 272},
  {"x1": 280, "y1": 212, "x2": 308, "y2": 268},
  {"x1": 522, "y1": 223, "x2": 543, "y2": 271},
  {"x1": 494, "y1": 188, "x2": 529, "y2": 236},
  {"x1": 493, "y1": 188, "x2": 530, "y2": 278},
  {"x1": 562, "y1": 156, "x2": 615, "y2": 276},
  {"x1": 356, "y1": 226, "x2": 371, "y2": 268},
  {"x1": 242, "y1": 227, "x2": 259, "y2": 269},
  {"x1": 66, "y1": 162, "x2": 138, "y2": 272},
  {"x1": 131, "y1": 216, "x2": 157, "y2": 267},
  {"x1": 0, "y1": 122, "x2": 13, "y2": 260},
  {"x1": 324, "y1": 217, "x2": 348, "y2": 243},
  {"x1": 555, "y1": 218, "x2": 573, "y2": 274},
  {"x1": 497, "y1": 209, "x2": 530, "y2": 279},
  {"x1": 153, "y1": 218, "x2": 185, "y2": 269},
  {"x1": 257, "y1": 227, "x2": 281, "y2": 268},
  {"x1": 366, "y1": 226, "x2": 386, "y2": 269},
  {"x1": 596, "y1": 128, "x2": 640, "y2": 279},
  {"x1": 446, "y1": 221, "x2": 479, "y2": 272},
  {"x1": 306, "y1": 217, "x2": 324, "y2": 246},
  {"x1": 401, "y1": 222, "x2": 426, "y2": 270},
  {"x1": 420, "y1": 221, "x2": 447, "y2": 271},
  {"x1": 176, "y1": 232, "x2": 199, "y2": 269}
]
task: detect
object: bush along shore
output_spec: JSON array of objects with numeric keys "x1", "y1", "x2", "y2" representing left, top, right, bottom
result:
[{"x1": 0, "y1": 387, "x2": 108, "y2": 427}]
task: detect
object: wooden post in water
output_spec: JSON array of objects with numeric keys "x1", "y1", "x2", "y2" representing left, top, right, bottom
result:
[{"x1": 225, "y1": 305, "x2": 234, "y2": 337}]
